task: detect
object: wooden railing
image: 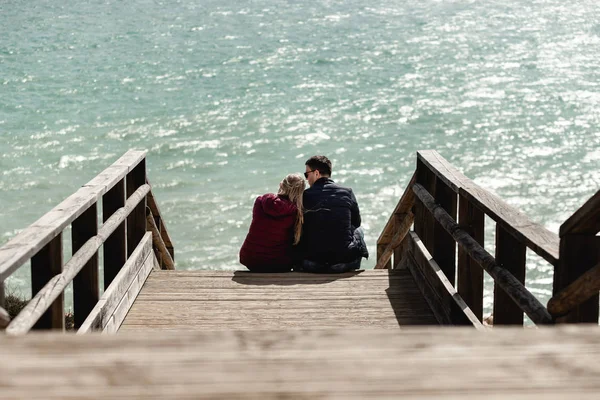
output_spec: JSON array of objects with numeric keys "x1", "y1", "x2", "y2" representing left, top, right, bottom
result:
[
  {"x1": 0, "y1": 150, "x2": 174, "y2": 334},
  {"x1": 376, "y1": 150, "x2": 598, "y2": 326},
  {"x1": 548, "y1": 189, "x2": 600, "y2": 323}
]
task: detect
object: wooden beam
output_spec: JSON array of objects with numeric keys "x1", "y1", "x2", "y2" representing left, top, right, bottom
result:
[
  {"x1": 553, "y1": 235, "x2": 600, "y2": 323},
  {"x1": 377, "y1": 173, "x2": 416, "y2": 246},
  {"x1": 31, "y1": 234, "x2": 64, "y2": 330},
  {"x1": 103, "y1": 178, "x2": 127, "y2": 290},
  {"x1": 412, "y1": 183, "x2": 553, "y2": 325},
  {"x1": 72, "y1": 203, "x2": 99, "y2": 329},
  {"x1": 405, "y1": 232, "x2": 483, "y2": 329},
  {"x1": 457, "y1": 194, "x2": 484, "y2": 321},
  {"x1": 374, "y1": 212, "x2": 413, "y2": 269},
  {"x1": 493, "y1": 225, "x2": 526, "y2": 325},
  {"x1": 146, "y1": 187, "x2": 174, "y2": 260},
  {"x1": 145, "y1": 208, "x2": 175, "y2": 270},
  {"x1": 548, "y1": 261, "x2": 600, "y2": 317},
  {"x1": 78, "y1": 233, "x2": 153, "y2": 333},
  {"x1": 459, "y1": 185, "x2": 559, "y2": 266},
  {"x1": 127, "y1": 160, "x2": 147, "y2": 257},
  {"x1": 0, "y1": 306, "x2": 9, "y2": 329},
  {"x1": 0, "y1": 150, "x2": 147, "y2": 282},
  {"x1": 559, "y1": 190, "x2": 600, "y2": 236},
  {"x1": 432, "y1": 177, "x2": 457, "y2": 285},
  {"x1": 6, "y1": 184, "x2": 151, "y2": 335}
]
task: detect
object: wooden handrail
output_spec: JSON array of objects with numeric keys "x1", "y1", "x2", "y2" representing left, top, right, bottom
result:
[
  {"x1": 417, "y1": 151, "x2": 559, "y2": 266},
  {"x1": 0, "y1": 150, "x2": 147, "y2": 282},
  {"x1": 377, "y1": 173, "x2": 416, "y2": 247},
  {"x1": 375, "y1": 212, "x2": 414, "y2": 270},
  {"x1": 412, "y1": 183, "x2": 553, "y2": 325},
  {"x1": 146, "y1": 208, "x2": 175, "y2": 270},
  {"x1": 5, "y1": 184, "x2": 151, "y2": 335},
  {"x1": 559, "y1": 190, "x2": 600, "y2": 236},
  {"x1": 548, "y1": 261, "x2": 600, "y2": 317}
]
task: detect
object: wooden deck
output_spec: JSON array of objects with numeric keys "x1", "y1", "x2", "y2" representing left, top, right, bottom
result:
[
  {"x1": 120, "y1": 269, "x2": 439, "y2": 331},
  {"x1": 3, "y1": 326, "x2": 600, "y2": 398}
]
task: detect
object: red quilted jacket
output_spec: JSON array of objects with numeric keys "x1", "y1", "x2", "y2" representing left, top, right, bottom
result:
[{"x1": 239, "y1": 193, "x2": 298, "y2": 271}]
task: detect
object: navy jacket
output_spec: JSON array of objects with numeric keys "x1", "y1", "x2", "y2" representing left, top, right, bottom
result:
[{"x1": 299, "y1": 178, "x2": 362, "y2": 264}]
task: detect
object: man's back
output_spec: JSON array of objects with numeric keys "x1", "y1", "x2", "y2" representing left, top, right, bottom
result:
[{"x1": 301, "y1": 178, "x2": 361, "y2": 264}]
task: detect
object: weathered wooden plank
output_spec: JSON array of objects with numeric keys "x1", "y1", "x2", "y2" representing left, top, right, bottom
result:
[
  {"x1": 377, "y1": 172, "x2": 416, "y2": 246},
  {"x1": 72, "y1": 203, "x2": 99, "y2": 329},
  {"x1": 432, "y1": 177, "x2": 457, "y2": 285},
  {"x1": 376, "y1": 243, "x2": 391, "y2": 269},
  {"x1": 147, "y1": 187, "x2": 174, "y2": 260},
  {"x1": 103, "y1": 178, "x2": 126, "y2": 290},
  {"x1": 553, "y1": 235, "x2": 600, "y2": 323},
  {"x1": 548, "y1": 261, "x2": 600, "y2": 317},
  {"x1": 3, "y1": 327, "x2": 600, "y2": 398},
  {"x1": 417, "y1": 150, "x2": 559, "y2": 266},
  {"x1": 459, "y1": 185, "x2": 559, "y2": 266},
  {"x1": 127, "y1": 159, "x2": 147, "y2": 257},
  {"x1": 413, "y1": 183, "x2": 553, "y2": 325},
  {"x1": 30, "y1": 233, "x2": 64, "y2": 330},
  {"x1": 122, "y1": 269, "x2": 439, "y2": 329},
  {"x1": 0, "y1": 150, "x2": 147, "y2": 282},
  {"x1": 457, "y1": 194, "x2": 484, "y2": 321},
  {"x1": 405, "y1": 232, "x2": 482, "y2": 328},
  {"x1": 78, "y1": 233, "x2": 153, "y2": 333},
  {"x1": 493, "y1": 225, "x2": 527, "y2": 325},
  {"x1": 83, "y1": 150, "x2": 147, "y2": 193},
  {"x1": 146, "y1": 207, "x2": 175, "y2": 270},
  {"x1": 415, "y1": 159, "x2": 436, "y2": 255},
  {"x1": 6, "y1": 185, "x2": 151, "y2": 335},
  {"x1": 108, "y1": 251, "x2": 155, "y2": 333},
  {"x1": 417, "y1": 150, "x2": 474, "y2": 193},
  {"x1": 559, "y1": 189, "x2": 600, "y2": 236},
  {"x1": 374, "y1": 212, "x2": 413, "y2": 269}
]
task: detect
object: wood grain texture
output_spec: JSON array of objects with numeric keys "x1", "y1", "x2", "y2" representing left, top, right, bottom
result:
[
  {"x1": 145, "y1": 208, "x2": 175, "y2": 270},
  {"x1": 2, "y1": 326, "x2": 600, "y2": 399},
  {"x1": 30, "y1": 234, "x2": 64, "y2": 330},
  {"x1": 559, "y1": 189, "x2": 600, "y2": 236},
  {"x1": 413, "y1": 183, "x2": 553, "y2": 325},
  {"x1": 377, "y1": 172, "x2": 416, "y2": 246},
  {"x1": 548, "y1": 261, "x2": 600, "y2": 317},
  {"x1": 5, "y1": 185, "x2": 151, "y2": 335},
  {"x1": 121, "y1": 270, "x2": 439, "y2": 331},
  {"x1": 457, "y1": 194, "x2": 485, "y2": 321},
  {"x1": 78, "y1": 233, "x2": 153, "y2": 333},
  {"x1": 146, "y1": 186, "x2": 174, "y2": 260},
  {"x1": 416, "y1": 149, "x2": 559, "y2": 266},
  {"x1": 405, "y1": 232, "x2": 483, "y2": 328},
  {"x1": 0, "y1": 150, "x2": 147, "y2": 282},
  {"x1": 493, "y1": 225, "x2": 526, "y2": 325}
]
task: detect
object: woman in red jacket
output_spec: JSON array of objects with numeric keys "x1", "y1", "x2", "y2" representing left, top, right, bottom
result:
[{"x1": 239, "y1": 173, "x2": 305, "y2": 272}]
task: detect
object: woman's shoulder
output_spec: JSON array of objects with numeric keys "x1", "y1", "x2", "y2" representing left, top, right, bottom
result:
[{"x1": 257, "y1": 193, "x2": 297, "y2": 216}]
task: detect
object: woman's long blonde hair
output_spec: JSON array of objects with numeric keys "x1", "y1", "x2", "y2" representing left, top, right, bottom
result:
[{"x1": 278, "y1": 173, "x2": 305, "y2": 245}]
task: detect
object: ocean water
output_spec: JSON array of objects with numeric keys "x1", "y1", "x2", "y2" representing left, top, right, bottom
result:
[{"x1": 1, "y1": 0, "x2": 599, "y2": 313}]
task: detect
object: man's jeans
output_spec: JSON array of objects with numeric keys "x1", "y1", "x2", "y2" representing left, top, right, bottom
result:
[{"x1": 298, "y1": 227, "x2": 366, "y2": 273}]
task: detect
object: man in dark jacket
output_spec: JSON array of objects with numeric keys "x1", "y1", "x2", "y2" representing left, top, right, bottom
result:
[{"x1": 297, "y1": 155, "x2": 368, "y2": 273}]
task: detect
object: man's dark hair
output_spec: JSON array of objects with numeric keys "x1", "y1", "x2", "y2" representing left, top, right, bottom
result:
[{"x1": 305, "y1": 155, "x2": 332, "y2": 176}]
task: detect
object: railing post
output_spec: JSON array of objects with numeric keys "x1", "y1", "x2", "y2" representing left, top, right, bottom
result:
[
  {"x1": 553, "y1": 235, "x2": 600, "y2": 323},
  {"x1": 72, "y1": 203, "x2": 99, "y2": 329},
  {"x1": 127, "y1": 159, "x2": 147, "y2": 257},
  {"x1": 103, "y1": 178, "x2": 127, "y2": 289},
  {"x1": 457, "y1": 194, "x2": 484, "y2": 321},
  {"x1": 493, "y1": 226, "x2": 526, "y2": 325},
  {"x1": 414, "y1": 159, "x2": 435, "y2": 254},
  {"x1": 31, "y1": 234, "x2": 64, "y2": 330},
  {"x1": 432, "y1": 178, "x2": 457, "y2": 285},
  {"x1": 377, "y1": 244, "x2": 391, "y2": 269}
]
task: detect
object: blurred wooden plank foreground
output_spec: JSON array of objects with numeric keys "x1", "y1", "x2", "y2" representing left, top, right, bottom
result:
[
  {"x1": 120, "y1": 269, "x2": 439, "y2": 331},
  {"x1": 2, "y1": 326, "x2": 600, "y2": 399}
]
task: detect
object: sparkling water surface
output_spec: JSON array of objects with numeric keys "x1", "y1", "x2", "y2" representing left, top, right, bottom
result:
[{"x1": 1, "y1": 0, "x2": 599, "y2": 313}]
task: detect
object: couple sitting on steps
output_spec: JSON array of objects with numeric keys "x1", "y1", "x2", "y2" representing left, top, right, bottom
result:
[{"x1": 239, "y1": 155, "x2": 369, "y2": 273}]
